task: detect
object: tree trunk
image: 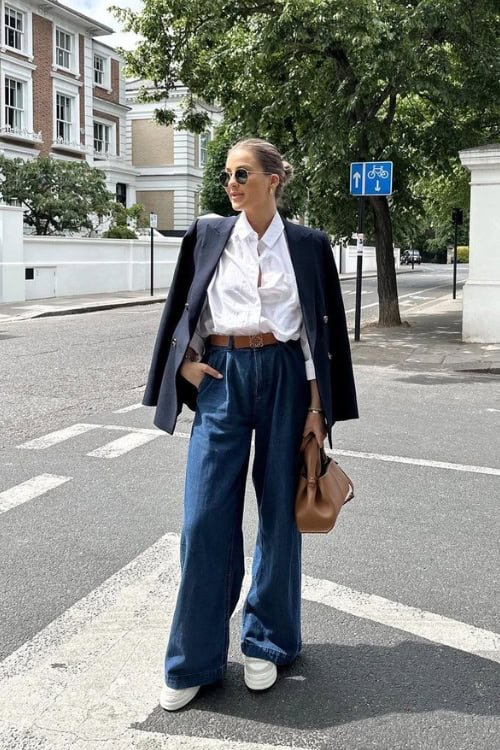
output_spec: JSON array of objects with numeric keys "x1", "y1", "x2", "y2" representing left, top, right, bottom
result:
[{"x1": 369, "y1": 195, "x2": 401, "y2": 326}]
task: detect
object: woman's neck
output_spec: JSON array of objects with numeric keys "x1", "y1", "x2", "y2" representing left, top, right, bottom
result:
[{"x1": 244, "y1": 206, "x2": 277, "y2": 239}]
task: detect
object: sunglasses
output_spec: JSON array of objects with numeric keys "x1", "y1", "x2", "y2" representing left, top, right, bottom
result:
[{"x1": 218, "y1": 168, "x2": 273, "y2": 187}]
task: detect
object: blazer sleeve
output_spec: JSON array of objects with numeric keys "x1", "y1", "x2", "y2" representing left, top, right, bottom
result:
[
  {"x1": 321, "y1": 231, "x2": 359, "y2": 422},
  {"x1": 142, "y1": 219, "x2": 198, "y2": 406}
]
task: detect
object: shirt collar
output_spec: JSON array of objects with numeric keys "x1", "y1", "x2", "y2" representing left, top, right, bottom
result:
[{"x1": 233, "y1": 210, "x2": 284, "y2": 249}]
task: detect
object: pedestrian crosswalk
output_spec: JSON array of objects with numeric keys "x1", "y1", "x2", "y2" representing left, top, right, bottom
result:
[{"x1": 1, "y1": 406, "x2": 499, "y2": 749}]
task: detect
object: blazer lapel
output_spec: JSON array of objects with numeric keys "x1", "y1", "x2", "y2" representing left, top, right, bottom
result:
[
  {"x1": 283, "y1": 218, "x2": 318, "y2": 354},
  {"x1": 188, "y1": 215, "x2": 238, "y2": 320}
]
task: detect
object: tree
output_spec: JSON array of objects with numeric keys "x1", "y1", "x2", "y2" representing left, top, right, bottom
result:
[
  {"x1": 102, "y1": 202, "x2": 148, "y2": 239},
  {"x1": 112, "y1": 0, "x2": 500, "y2": 325},
  {"x1": 0, "y1": 156, "x2": 114, "y2": 235}
]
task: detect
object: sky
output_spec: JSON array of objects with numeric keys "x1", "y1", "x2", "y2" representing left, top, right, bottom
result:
[{"x1": 62, "y1": 0, "x2": 143, "y2": 50}]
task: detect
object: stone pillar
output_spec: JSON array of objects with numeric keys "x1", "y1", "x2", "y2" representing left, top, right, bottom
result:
[
  {"x1": 0, "y1": 205, "x2": 25, "y2": 303},
  {"x1": 459, "y1": 144, "x2": 500, "y2": 343}
]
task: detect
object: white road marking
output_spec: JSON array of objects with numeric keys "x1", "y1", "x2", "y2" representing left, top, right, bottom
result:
[
  {"x1": 173, "y1": 432, "x2": 500, "y2": 476},
  {"x1": 0, "y1": 532, "x2": 498, "y2": 749},
  {"x1": 17, "y1": 423, "x2": 101, "y2": 449},
  {"x1": 346, "y1": 281, "x2": 465, "y2": 314},
  {"x1": 87, "y1": 431, "x2": 159, "y2": 458},
  {"x1": 113, "y1": 402, "x2": 144, "y2": 413},
  {"x1": 301, "y1": 576, "x2": 500, "y2": 664},
  {"x1": 0, "y1": 474, "x2": 71, "y2": 515}
]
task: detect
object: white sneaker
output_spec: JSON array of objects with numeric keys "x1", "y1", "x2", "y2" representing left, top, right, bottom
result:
[
  {"x1": 243, "y1": 655, "x2": 278, "y2": 690},
  {"x1": 159, "y1": 683, "x2": 201, "y2": 711}
]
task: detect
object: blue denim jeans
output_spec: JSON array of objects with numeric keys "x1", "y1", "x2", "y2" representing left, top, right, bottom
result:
[{"x1": 165, "y1": 337, "x2": 310, "y2": 689}]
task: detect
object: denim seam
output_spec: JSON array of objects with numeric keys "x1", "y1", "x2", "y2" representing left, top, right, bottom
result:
[{"x1": 221, "y1": 506, "x2": 236, "y2": 668}]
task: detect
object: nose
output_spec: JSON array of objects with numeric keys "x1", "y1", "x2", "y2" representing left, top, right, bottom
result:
[{"x1": 226, "y1": 172, "x2": 238, "y2": 188}]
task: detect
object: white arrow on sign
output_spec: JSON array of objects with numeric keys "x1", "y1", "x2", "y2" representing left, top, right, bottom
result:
[
  {"x1": 353, "y1": 172, "x2": 361, "y2": 188},
  {"x1": 375, "y1": 180, "x2": 381, "y2": 192}
]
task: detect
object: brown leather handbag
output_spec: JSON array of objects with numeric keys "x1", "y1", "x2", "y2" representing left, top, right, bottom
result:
[{"x1": 295, "y1": 433, "x2": 354, "y2": 533}]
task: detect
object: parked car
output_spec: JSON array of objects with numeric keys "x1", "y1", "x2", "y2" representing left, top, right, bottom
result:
[{"x1": 401, "y1": 249, "x2": 422, "y2": 265}]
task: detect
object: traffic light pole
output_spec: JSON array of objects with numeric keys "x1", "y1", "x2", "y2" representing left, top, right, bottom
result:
[{"x1": 354, "y1": 197, "x2": 365, "y2": 342}]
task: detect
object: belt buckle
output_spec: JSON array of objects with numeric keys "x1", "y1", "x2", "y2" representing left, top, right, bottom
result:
[{"x1": 249, "y1": 333, "x2": 264, "y2": 348}]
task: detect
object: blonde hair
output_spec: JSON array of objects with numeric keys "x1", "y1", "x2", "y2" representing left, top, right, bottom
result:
[{"x1": 228, "y1": 137, "x2": 294, "y2": 202}]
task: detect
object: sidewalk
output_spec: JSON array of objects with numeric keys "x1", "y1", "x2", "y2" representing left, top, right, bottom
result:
[
  {"x1": 1, "y1": 271, "x2": 498, "y2": 374},
  {"x1": 352, "y1": 294, "x2": 500, "y2": 373},
  {"x1": 0, "y1": 268, "x2": 421, "y2": 324}
]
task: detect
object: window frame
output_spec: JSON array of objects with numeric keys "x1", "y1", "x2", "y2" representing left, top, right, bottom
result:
[
  {"x1": 4, "y1": 75, "x2": 25, "y2": 131},
  {"x1": 199, "y1": 130, "x2": 211, "y2": 167},
  {"x1": 92, "y1": 116, "x2": 116, "y2": 158},
  {"x1": 93, "y1": 53, "x2": 106, "y2": 86},
  {"x1": 4, "y1": 4, "x2": 24, "y2": 51},
  {"x1": 55, "y1": 91, "x2": 74, "y2": 144},
  {"x1": 54, "y1": 26, "x2": 76, "y2": 73}
]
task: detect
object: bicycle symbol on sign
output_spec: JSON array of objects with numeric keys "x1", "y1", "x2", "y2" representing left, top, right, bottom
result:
[{"x1": 367, "y1": 165, "x2": 389, "y2": 179}]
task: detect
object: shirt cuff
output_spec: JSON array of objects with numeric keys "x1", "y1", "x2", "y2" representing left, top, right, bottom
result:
[
  {"x1": 188, "y1": 330, "x2": 205, "y2": 361},
  {"x1": 304, "y1": 357, "x2": 316, "y2": 381}
]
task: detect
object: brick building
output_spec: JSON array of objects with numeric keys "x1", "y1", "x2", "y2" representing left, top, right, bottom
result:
[
  {"x1": 0, "y1": 0, "x2": 136, "y2": 205},
  {"x1": 126, "y1": 78, "x2": 223, "y2": 231}
]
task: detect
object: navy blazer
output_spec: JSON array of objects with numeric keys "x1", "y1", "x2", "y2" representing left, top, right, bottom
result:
[{"x1": 142, "y1": 213, "x2": 359, "y2": 448}]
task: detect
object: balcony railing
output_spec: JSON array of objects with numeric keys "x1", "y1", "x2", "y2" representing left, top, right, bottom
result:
[
  {"x1": 0, "y1": 125, "x2": 43, "y2": 142},
  {"x1": 51, "y1": 137, "x2": 87, "y2": 153}
]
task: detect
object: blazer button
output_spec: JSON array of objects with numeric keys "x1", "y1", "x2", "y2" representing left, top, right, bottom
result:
[
  {"x1": 171, "y1": 338, "x2": 176, "y2": 347},
  {"x1": 184, "y1": 303, "x2": 189, "y2": 310},
  {"x1": 327, "y1": 352, "x2": 333, "y2": 360},
  {"x1": 323, "y1": 314, "x2": 328, "y2": 323}
]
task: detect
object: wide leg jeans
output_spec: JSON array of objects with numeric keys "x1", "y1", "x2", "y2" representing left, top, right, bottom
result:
[{"x1": 165, "y1": 338, "x2": 310, "y2": 689}]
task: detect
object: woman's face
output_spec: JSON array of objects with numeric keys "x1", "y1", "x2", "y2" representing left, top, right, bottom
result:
[{"x1": 223, "y1": 148, "x2": 279, "y2": 214}]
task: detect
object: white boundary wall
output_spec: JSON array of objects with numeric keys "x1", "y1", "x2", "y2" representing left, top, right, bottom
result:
[{"x1": 0, "y1": 207, "x2": 182, "y2": 303}]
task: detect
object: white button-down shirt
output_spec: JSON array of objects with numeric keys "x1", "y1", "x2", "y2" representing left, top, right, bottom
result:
[{"x1": 188, "y1": 210, "x2": 316, "y2": 380}]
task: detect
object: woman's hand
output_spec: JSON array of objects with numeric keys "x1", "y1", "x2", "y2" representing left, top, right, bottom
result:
[
  {"x1": 303, "y1": 410, "x2": 327, "y2": 447},
  {"x1": 180, "y1": 359, "x2": 223, "y2": 389}
]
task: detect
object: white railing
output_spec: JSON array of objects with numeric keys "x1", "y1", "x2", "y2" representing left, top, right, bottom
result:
[
  {"x1": 51, "y1": 137, "x2": 87, "y2": 152},
  {"x1": 0, "y1": 125, "x2": 42, "y2": 142}
]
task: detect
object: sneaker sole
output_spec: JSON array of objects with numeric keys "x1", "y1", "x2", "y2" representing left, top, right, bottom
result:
[{"x1": 159, "y1": 685, "x2": 200, "y2": 711}]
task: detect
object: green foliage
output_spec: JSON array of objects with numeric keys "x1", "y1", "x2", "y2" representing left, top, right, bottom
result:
[
  {"x1": 457, "y1": 245, "x2": 469, "y2": 263},
  {"x1": 0, "y1": 156, "x2": 114, "y2": 235},
  {"x1": 110, "y1": 0, "x2": 500, "y2": 320},
  {"x1": 103, "y1": 224, "x2": 139, "y2": 239}
]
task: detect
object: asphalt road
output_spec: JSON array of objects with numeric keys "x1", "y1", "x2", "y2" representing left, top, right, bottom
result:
[{"x1": 0, "y1": 263, "x2": 498, "y2": 750}]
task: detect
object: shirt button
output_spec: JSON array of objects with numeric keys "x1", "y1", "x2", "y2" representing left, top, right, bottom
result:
[
  {"x1": 323, "y1": 314, "x2": 329, "y2": 323},
  {"x1": 327, "y1": 352, "x2": 333, "y2": 360}
]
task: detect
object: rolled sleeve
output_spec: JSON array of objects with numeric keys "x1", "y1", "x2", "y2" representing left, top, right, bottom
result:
[{"x1": 188, "y1": 330, "x2": 205, "y2": 361}]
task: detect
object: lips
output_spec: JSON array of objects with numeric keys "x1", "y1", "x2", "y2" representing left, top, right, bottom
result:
[{"x1": 230, "y1": 193, "x2": 243, "y2": 198}]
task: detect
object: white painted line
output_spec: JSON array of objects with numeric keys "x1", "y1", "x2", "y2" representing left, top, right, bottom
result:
[
  {"x1": 301, "y1": 575, "x2": 500, "y2": 664},
  {"x1": 0, "y1": 474, "x2": 71, "y2": 514},
  {"x1": 331, "y1": 448, "x2": 500, "y2": 477},
  {"x1": 1, "y1": 531, "x2": 499, "y2": 750},
  {"x1": 0, "y1": 532, "x2": 498, "y2": 749},
  {"x1": 87, "y1": 431, "x2": 159, "y2": 458},
  {"x1": 113, "y1": 403, "x2": 144, "y2": 413},
  {"x1": 346, "y1": 281, "x2": 465, "y2": 314},
  {"x1": 173, "y1": 432, "x2": 500, "y2": 477},
  {"x1": 17, "y1": 423, "x2": 101, "y2": 449}
]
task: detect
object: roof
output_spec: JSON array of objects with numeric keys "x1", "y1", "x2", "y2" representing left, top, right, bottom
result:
[{"x1": 39, "y1": 1, "x2": 115, "y2": 35}]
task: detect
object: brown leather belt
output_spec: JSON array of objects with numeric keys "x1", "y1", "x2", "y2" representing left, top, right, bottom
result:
[{"x1": 208, "y1": 332, "x2": 279, "y2": 349}]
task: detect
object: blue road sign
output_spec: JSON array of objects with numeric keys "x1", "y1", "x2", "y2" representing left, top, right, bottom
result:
[{"x1": 350, "y1": 161, "x2": 393, "y2": 196}]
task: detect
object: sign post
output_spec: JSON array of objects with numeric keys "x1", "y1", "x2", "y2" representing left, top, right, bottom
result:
[
  {"x1": 350, "y1": 161, "x2": 393, "y2": 340},
  {"x1": 149, "y1": 212, "x2": 157, "y2": 296}
]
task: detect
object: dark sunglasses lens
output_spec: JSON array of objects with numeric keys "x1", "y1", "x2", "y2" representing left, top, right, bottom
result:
[
  {"x1": 235, "y1": 169, "x2": 248, "y2": 184},
  {"x1": 219, "y1": 171, "x2": 229, "y2": 186}
]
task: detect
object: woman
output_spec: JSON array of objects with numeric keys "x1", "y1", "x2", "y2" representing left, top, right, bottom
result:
[{"x1": 142, "y1": 137, "x2": 358, "y2": 711}]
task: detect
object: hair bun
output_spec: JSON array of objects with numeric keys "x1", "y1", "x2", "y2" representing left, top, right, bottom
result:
[{"x1": 282, "y1": 160, "x2": 294, "y2": 183}]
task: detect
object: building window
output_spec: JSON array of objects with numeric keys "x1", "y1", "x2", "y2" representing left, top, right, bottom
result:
[
  {"x1": 200, "y1": 131, "x2": 211, "y2": 166},
  {"x1": 56, "y1": 28, "x2": 72, "y2": 69},
  {"x1": 56, "y1": 93, "x2": 72, "y2": 142},
  {"x1": 4, "y1": 5, "x2": 24, "y2": 50},
  {"x1": 93, "y1": 121, "x2": 111, "y2": 154},
  {"x1": 116, "y1": 183, "x2": 127, "y2": 206},
  {"x1": 94, "y1": 54, "x2": 105, "y2": 86},
  {"x1": 4, "y1": 77, "x2": 24, "y2": 131}
]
